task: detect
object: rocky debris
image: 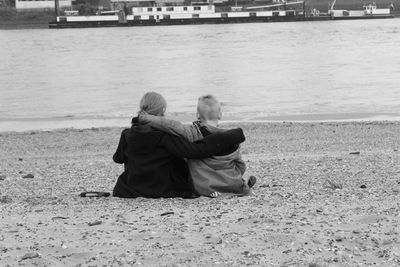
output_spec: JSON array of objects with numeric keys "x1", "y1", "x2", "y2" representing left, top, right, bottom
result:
[
  {"x1": 0, "y1": 195, "x2": 12, "y2": 203},
  {"x1": 349, "y1": 151, "x2": 361, "y2": 155},
  {"x1": 360, "y1": 184, "x2": 367, "y2": 189},
  {"x1": 88, "y1": 220, "x2": 102, "y2": 226},
  {"x1": 160, "y1": 211, "x2": 174, "y2": 216},
  {"x1": 335, "y1": 236, "x2": 344, "y2": 242},
  {"x1": 52, "y1": 216, "x2": 69, "y2": 220},
  {"x1": 22, "y1": 173, "x2": 34, "y2": 179},
  {"x1": 324, "y1": 179, "x2": 343, "y2": 190},
  {"x1": 20, "y1": 252, "x2": 39, "y2": 260}
]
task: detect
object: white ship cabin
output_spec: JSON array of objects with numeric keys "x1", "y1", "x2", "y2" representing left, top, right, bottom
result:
[
  {"x1": 329, "y1": 4, "x2": 390, "y2": 17},
  {"x1": 363, "y1": 4, "x2": 390, "y2": 15},
  {"x1": 131, "y1": 5, "x2": 215, "y2": 16}
]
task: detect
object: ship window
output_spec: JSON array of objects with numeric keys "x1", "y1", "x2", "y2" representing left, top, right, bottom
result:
[
  {"x1": 272, "y1": 11, "x2": 279, "y2": 16},
  {"x1": 157, "y1": 7, "x2": 162, "y2": 11},
  {"x1": 250, "y1": 12, "x2": 257, "y2": 17},
  {"x1": 147, "y1": 8, "x2": 153, "y2": 12},
  {"x1": 149, "y1": 15, "x2": 154, "y2": 19},
  {"x1": 166, "y1": 7, "x2": 174, "y2": 11},
  {"x1": 221, "y1": 13, "x2": 228, "y2": 18},
  {"x1": 134, "y1": 15, "x2": 141, "y2": 20},
  {"x1": 183, "y1": 7, "x2": 188, "y2": 11},
  {"x1": 192, "y1": 14, "x2": 199, "y2": 18},
  {"x1": 164, "y1": 14, "x2": 171, "y2": 19},
  {"x1": 194, "y1": 6, "x2": 201, "y2": 11},
  {"x1": 286, "y1": 11, "x2": 295, "y2": 16}
]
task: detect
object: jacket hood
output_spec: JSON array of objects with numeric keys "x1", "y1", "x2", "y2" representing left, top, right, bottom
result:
[{"x1": 126, "y1": 117, "x2": 163, "y2": 154}]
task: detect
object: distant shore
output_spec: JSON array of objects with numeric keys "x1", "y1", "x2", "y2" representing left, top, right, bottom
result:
[
  {"x1": 1, "y1": 4, "x2": 399, "y2": 30},
  {"x1": 0, "y1": 8, "x2": 54, "y2": 29}
]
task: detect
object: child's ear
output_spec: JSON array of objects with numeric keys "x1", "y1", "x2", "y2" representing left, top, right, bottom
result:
[{"x1": 196, "y1": 112, "x2": 200, "y2": 120}]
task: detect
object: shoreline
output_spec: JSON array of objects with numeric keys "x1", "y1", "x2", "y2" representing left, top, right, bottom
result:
[
  {"x1": 1, "y1": 112, "x2": 400, "y2": 133},
  {"x1": 1, "y1": 121, "x2": 399, "y2": 266}
]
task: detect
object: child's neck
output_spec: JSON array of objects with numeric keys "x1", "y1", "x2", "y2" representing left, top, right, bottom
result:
[{"x1": 200, "y1": 119, "x2": 219, "y2": 127}]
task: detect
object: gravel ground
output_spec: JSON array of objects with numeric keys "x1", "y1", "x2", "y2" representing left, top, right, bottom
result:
[{"x1": 1, "y1": 121, "x2": 399, "y2": 266}]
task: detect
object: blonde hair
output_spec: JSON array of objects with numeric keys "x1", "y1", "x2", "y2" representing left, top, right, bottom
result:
[
  {"x1": 197, "y1": 94, "x2": 221, "y2": 122},
  {"x1": 139, "y1": 92, "x2": 167, "y2": 116}
]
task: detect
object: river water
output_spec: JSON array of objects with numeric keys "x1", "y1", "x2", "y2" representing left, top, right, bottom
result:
[{"x1": 1, "y1": 19, "x2": 400, "y2": 131}]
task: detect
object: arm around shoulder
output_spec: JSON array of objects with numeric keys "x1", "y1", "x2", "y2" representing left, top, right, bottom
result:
[{"x1": 161, "y1": 128, "x2": 245, "y2": 159}]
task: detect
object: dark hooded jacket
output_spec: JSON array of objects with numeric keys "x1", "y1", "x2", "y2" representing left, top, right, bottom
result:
[{"x1": 112, "y1": 118, "x2": 245, "y2": 198}]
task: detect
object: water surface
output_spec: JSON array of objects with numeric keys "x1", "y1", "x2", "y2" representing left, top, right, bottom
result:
[{"x1": 1, "y1": 19, "x2": 400, "y2": 131}]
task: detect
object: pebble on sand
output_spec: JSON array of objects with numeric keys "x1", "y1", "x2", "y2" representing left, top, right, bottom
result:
[
  {"x1": 0, "y1": 174, "x2": 6, "y2": 180},
  {"x1": 349, "y1": 151, "x2": 361, "y2": 155},
  {"x1": 22, "y1": 174, "x2": 34, "y2": 179},
  {"x1": 0, "y1": 196, "x2": 12, "y2": 203},
  {"x1": 88, "y1": 220, "x2": 102, "y2": 226},
  {"x1": 160, "y1": 212, "x2": 175, "y2": 216},
  {"x1": 21, "y1": 252, "x2": 39, "y2": 260}
]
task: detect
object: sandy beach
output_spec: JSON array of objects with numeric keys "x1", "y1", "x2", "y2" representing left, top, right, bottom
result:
[{"x1": 0, "y1": 121, "x2": 399, "y2": 266}]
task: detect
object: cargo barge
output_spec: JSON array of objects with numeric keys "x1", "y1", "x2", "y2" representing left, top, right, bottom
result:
[{"x1": 48, "y1": 2, "x2": 393, "y2": 28}]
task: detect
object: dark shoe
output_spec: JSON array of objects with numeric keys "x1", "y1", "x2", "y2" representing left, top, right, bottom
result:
[
  {"x1": 248, "y1": 176, "x2": 256, "y2": 188},
  {"x1": 80, "y1": 191, "x2": 110, "y2": 197}
]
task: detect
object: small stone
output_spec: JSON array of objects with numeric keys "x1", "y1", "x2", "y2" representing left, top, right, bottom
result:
[
  {"x1": 360, "y1": 185, "x2": 367, "y2": 189},
  {"x1": 18, "y1": 158, "x2": 23, "y2": 161},
  {"x1": 21, "y1": 252, "x2": 39, "y2": 260},
  {"x1": 22, "y1": 174, "x2": 34, "y2": 179},
  {"x1": 0, "y1": 196, "x2": 12, "y2": 203},
  {"x1": 160, "y1": 211, "x2": 174, "y2": 216},
  {"x1": 52, "y1": 216, "x2": 69, "y2": 220},
  {"x1": 335, "y1": 236, "x2": 344, "y2": 242},
  {"x1": 0, "y1": 174, "x2": 6, "y2": 180},
  {"x1": 316, "y1": 208, "x2": 323, "y2": 213},
  {"x1": 88, "y1": 220, "x2": 102, "y2": 226},
  {"x1": 349, "y1": 151, "x2": 360, "y2": 155},
  {"x1": 381, "y1": 239, "x2": 393, "y2": 246}
]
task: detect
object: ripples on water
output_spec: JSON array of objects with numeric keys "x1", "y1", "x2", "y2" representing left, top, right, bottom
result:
[{"x1": 1, "y1": 19, "x2": 400, "y2": 130}]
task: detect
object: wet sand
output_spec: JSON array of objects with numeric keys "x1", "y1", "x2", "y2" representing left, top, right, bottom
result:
[{"x1": 0, "y1": 121, "x2": 399, "y2": 266}]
